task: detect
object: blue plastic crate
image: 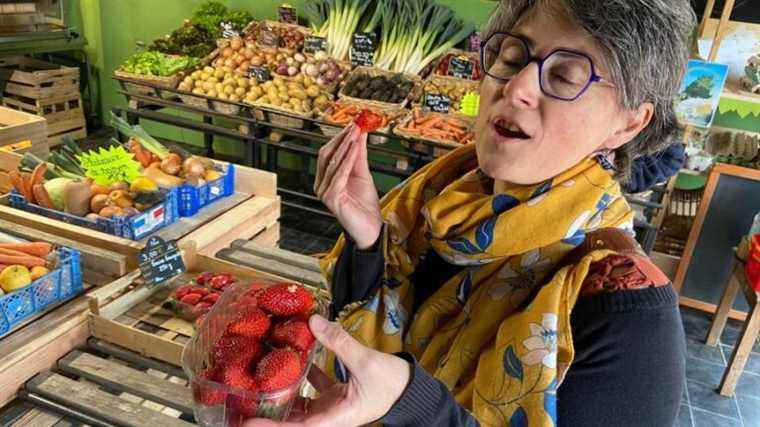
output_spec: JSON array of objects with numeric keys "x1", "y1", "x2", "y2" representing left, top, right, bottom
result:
[
  {"x1": 0, "y1": 247, "x2": 83, "y2": 338},
  {"x1": 177, "y1": 164, "x2": 236, "y2": 217},
  {"x1": 9, "y1": 188, "x2": 179, "y2": 241}
]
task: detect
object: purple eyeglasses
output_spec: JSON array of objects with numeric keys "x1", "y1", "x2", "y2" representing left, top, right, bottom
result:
[{"x1": 480, "y1": 32, "x2": 614, "y2": 101}]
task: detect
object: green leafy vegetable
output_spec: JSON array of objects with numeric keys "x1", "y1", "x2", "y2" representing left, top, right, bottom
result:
[
  {"x1": 192, "y1": 1, "x2": 228, "y2": 37},
  {"x1": 120, "y1": 51, "x2": 200, "y2": 77},
  {"x1": 149, "y1": 22, "x2": 216, "y2": 58}
]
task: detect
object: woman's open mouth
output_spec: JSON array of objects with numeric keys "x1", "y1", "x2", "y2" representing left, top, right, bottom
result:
[{"x1": 493, "y1": 118, "x2": 531, "y2": 140}]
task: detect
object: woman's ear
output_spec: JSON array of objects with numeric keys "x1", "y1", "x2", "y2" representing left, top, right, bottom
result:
[{"x1": 602, "y1": 102, "x2": 654, "y2": 150}]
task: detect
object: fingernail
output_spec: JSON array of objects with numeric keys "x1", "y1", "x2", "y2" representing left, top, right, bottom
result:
[{"x1": 309, "y1": 314, "x2": 329, "y2": 334}]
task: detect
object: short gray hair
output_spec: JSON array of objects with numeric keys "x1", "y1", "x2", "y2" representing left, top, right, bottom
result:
[{"x1": 483, "y1": 0, "x2": 696, "y2": 182}]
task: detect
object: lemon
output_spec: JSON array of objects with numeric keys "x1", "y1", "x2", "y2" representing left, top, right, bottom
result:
[
  {"x1": 0, "y1": 265, "x2": 32, "y2": 293},
  {"x1": 130, "y1": 176, "x2": 159, "y2": 193},
  {"x1": 30, "y1": 266, "x2": 50, "y2": 281}
]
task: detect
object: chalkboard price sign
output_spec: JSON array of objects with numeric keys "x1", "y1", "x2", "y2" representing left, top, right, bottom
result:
[
  {"x1": 258, "y1": 27, "x2": 280, "y2": 47},
  {"x1": 138, "y1": 236, "x2": 186, "y2": 286},
  {"x1": 278, "y1": 5, "x2": 297, "y2": 24},
  {"x1": 423, "y1": 93, "x2": 452, "y2": 113},
  {"x1": 350, "y1": 32, "x2": 376, "y2": 66},
  {"x1": 220, "y1": 21, "x2": 241, "y2": 39},
  {"x1": 248, "y1": 65, "x2": 271, "y2": 82},
  {"x1": 468, "y1": 32, "x2": 482, "y2": 53},
  {"x1": 304, "y1": 36, "x2": 328, "y2": 54},
  {"x1": 448, "y1": 56, "x2": 475, "y2": 80}
]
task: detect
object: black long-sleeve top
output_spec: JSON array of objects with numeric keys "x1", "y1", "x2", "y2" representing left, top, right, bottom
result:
[{"x1": 330, "y1": 237, "x2": 686, "y2": 427}]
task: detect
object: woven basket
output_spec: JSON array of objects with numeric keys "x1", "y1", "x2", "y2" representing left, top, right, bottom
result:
[
  {"x1": 338, "y1": 66, "x2": 422, "y2": 111},
  {"x1": 418, "y1": 74, "x2": 480, "y2": 114},
  {"x1": 394, "y1": 109, "x2": 475, "y2": 156},
  {"x1": 114, "y1": 69, "x2": 180, "y2": 97},
  {"x1": 254, "y1": 102, "x2": 314, "y2": 129},
  {"x1": 277, "y1": 56, "x2": 352, "y2": 96},
  {"x1": 318, "y1": 100, "x2": 405, "y2": 145}
]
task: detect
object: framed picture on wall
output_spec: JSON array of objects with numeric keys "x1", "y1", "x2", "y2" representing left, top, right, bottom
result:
[{"x1": 675, "y1": 60, "x2": 730, "y2": 128}]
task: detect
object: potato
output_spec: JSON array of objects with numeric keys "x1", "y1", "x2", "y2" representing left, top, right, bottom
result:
[
  {"x1": 194, "y1": 79, "x2": 204, "y2": 88},
  {"x1": 178, "y1": 82, "x2": 191, "y2": 92},
  {"x1": 191, "y1": 70, "x2": 202, "y2": 79},
  {"x1": 207, "y1": 76, "x2": 219, "y2": 84},
  {"x1": 249, "y1": 86, "x2": 263, "y2": 98},
  {"x1": 289, "y1": 98, "x2": 301, "y2": 109},
  {"x1": 262, "y1": 81, "x2": 274, "y2": 90},
  {"x1": 269, "y1": 97, "x2": 283, "y2": 106},
  {"x1": 192, "y1": 88, "x2": 204, "y2": 95},
  {"x1": 183, "y1": 76, "x2": 194, "y2": 85},
  {"x1": 289, "y1": 88, "x2": 308, "y2": 101},
  {"x1": 229, "y1": 94, "x2": 241, "y2": 102},
  {"x1": 236, "y1": 78, "x2": 249, "y2": 88},
  {"x1": 234, "y1": 87, "x2": 247, "y2": 97},
  {"x1": 303, "y1": 75, "x2": 314, "y2": 87},
  {"x1": 200, "y1": 72, "x2": 210, "y2": 80},
  {"x1": 305, "y1": 85, "x2": 321, "y2": 98},
  {"x1": 203, "y1": 66, "x2": 215, "y2": 74},
  {"x1": 207, "y1": 89, "x2": 218, "y2": 98},
  {"x1": 202, "y1": 81, "x2": 214, "y2": 91},
  {"x1": 217, "y1": 92, "x2": 229, "y2": 100},
  {"x1": 214, "y1": 68, "x2": 225, "y2": 79},
  {"x1": 279, "y1": 92, "x2": 291, "y2": 102},
  {"x1": 223, "y1": 85, "x2": 235, "y2": 95},
  {"x1": 258, "y1": 95, "x2": 270, "y2": 104},
  {"x1": 215, "y1": 82, "x2": 224, "y2": 92},
  {"x1": 266, "y1": 87, "x2": 279, "y2": 99}
]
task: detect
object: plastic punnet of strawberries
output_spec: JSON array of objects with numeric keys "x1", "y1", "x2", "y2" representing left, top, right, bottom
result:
[{"x1": 182, "y1": 279, "x2": 322, "y2": 426}]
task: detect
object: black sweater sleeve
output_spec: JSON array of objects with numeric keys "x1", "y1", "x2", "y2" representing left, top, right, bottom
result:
[{"x1": 329, "y1": 235, "x2": 385, "y2": 320}]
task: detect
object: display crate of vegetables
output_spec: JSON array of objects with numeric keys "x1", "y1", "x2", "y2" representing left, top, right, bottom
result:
[
  {"x1": 394, "y1": 107, "x2": 475, "y2": 155},
  {"x1": 418, "y1": 73, "x2": 480, "y2": 114},
  {"x1": 253, "y1": 74, "x2": 335, "y2": 129},
  {"x1": 0, "y1": 244, "x2": 82, "y2": 338},
  {"x1": 115, "y1": 51, "x2": 201, "y2": 96},
  {"x1": 245, "y1": 20, "x2": 311, "y2": 51},
  {"x1": 339, "y1": 66, "x2": 421, "y2": 111},
  {"x1": 114, "y1": 113, "x2": 236, "y2": 218},
  {"x1": 433, "y1": 49, "x2": 482, "y2": 80},
  {"x1": 319, "y1": 101, "x2": 402, "y2": 145}
]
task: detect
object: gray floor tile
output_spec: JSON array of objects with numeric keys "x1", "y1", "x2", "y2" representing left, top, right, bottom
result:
[
  {"x1": 737, "y1": 372, "x2": 760, "y2": 399},
  {"x1": 721, "y1": 346, "x2": 760, "y2": 376},
  {"x1": 687, "y1": 337, "x2": 726, "y2": 366},
  {"x1": 737, "y1": 395, "x2": 760, "y2": 427},
  {"x1": 720, "y1": 321, "x2": 760, "y2": 352},
  {"x1": 687, "y1": 380, "x2": 741, "y2": 420},
  {"x1": 683, "y1": 387, "x2": 689, "y2": 404},
  {"x1": 686, "y1": 357, "x2": 730, "y2": 386},
  {"x1": 691, "y1": 408, "x2": 742, "y2": 427},
  {"x1": 677, "y1": 405, "x2": 693, "y2": 427}
]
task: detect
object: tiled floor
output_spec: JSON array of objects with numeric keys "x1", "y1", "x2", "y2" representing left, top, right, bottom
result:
[{"x1": 279, "y1": 209, "x2": 760, "y2": 427}]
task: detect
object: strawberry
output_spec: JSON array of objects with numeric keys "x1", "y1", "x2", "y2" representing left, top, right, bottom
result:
[
  {"x1": 208, "y1": 273, "x2": 235, "y2": 290},
  {"x1": 258, "y1": 284, "x2": 315, "y2": 317},
  {"x1": 191, "y1": 287, "x2": 210, "y2": 297},
  {"x1": 229, "y1": 394, "x2": 259, "y2": 420},
  {"x1": 270, "y1": 320, "x2": 315, "y2": 352},
  {"x1": 222, "y1": 358, "x2": 259, "y2": 391},
  {"x1": 196, "y1": 271, "x2": 215, "y2": 285},
  {"x1": 254, "y1": 348, "x2": 303, "y2": 392},
  {"x1": 227, "y1": 309, "x2": 271, "y2": 339},
  {"x1": 180, "y1": 293, "x2": 202, "y2": 305},
  {"x1": 195, "y1": 301, "x2": 213, "y2": 311},
  {"x1": 174, "y1": 284, "x2": 194, "y2": 299},
  {"x1": 192, "y1": 368, "x2": 226, "y2": 405},
  {"x1": 202, "y1": 293, "x2": 220, "y2": 304},
  {"x1": 212, "y1": 332, "x2": 259, "y2": 368}
]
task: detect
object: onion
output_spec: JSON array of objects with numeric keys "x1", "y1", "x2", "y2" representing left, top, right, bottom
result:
[
  {"x1": 287, "y1": 66, "x2": 298, "y2": 76},
  {"x1": 294, "y1": 53, "x2": 306, "y2": 63},
  {"x1": 285, "y1": 57, "x2": 295, "y2": 66},
  {"x1": 324, "y1": 69, "x2": 339, "y2": 81},
  {"x1": 314, "y1": 51, "x2": 327, "y2": 61},
  {"x1": 277, "y1": 63, "x2": 289, "y2": 75},
  {"x1": 160, "y1": 153, "x2": 182, "y2": 176},
  {"x1": 305, "y1": 64, "x2": 319, "y2": 77},
  {"x1": 222, "y1": 48, "x2": 233, "y2": 58},
  {"x1": 183, "y1": 157, "x2": 206, "y2": 177},
  {"x1": 316, "y1": 76, "x2": 326, "y2": 86},
  {"x1": 318, "y1": 63, "x2": 329, "y2": 73},
  {"x1": 230, "y1": 38, "x2": 243, "y2": 50}
]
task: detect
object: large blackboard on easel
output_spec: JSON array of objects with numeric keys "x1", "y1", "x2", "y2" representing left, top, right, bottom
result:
[{"x1": 675, "y1": 164, "x2": 760, "y2": 313}]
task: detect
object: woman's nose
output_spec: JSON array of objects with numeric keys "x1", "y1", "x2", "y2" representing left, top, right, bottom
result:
[{"x1": 501, "y1": 62, "x2": 541, "y2": 109}]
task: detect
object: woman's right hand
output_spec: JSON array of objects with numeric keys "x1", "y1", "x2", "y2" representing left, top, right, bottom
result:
[{"x1": 314, "y1": 124, "x2": 382, "y2": 250}]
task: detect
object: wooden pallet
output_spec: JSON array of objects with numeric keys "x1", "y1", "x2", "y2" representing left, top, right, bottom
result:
[{"x1": 17, "y1": 339, "x2": 195, "y2": 426}]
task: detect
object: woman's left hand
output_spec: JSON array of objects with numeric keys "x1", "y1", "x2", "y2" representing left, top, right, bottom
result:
[{"x1": 244, "y1": 315, "x2": 411, "y2": 427}]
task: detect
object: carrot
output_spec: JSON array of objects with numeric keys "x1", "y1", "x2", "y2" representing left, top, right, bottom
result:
[
  {"x1": 0, "y1": 253, "x2": 46, "y2": 268},
  {"x1": 418, "y1": 117, "x2": 443, "y2": 129},
  {"x1": 32, "y1": 184, "x2": 55, "y2": 209},
  {"x1": 0, "y1": 242, "x2": 52, "y2": 258},
  {"x1": 0, "y1": 247, "x2": 32, "y2": 258},
  {"x1": 10, "y1": 171, "x2": 35, "y2": 203},
  {"x1": 21, "y1": 172, "x2": 36, "y2": 204},
  {"x1": 8, "y1": 170, "x2": 24, "y2": 195},
  {"x1": 30, "y1": 163, "x2": 47, "y2": 187}
]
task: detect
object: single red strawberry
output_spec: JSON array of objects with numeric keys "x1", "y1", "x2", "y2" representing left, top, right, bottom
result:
[
  {"x1": 222, "y1": 359, "x2": 258, "y2": 391},
  {"x1": 254, "y1": 348, "x2": 303, "y2": 392},
  {"x1": 180, "y1": 293, "x2": 202, "y2": 305},
  {"x1": 192, "y1": 368, "x2": 226, "y2": 405},
  {"x1": 227, "y1": 309, "x2": 271, "y2": 339},
  {"x1": 191, "y1": 287, "x2": 210, "y2": 297},
  {"x1": 174, "y1": 284, "x2": 194, "y2": 299},
  {"x1": 229, "y1": 394, "x2": 259, "y2": 420},
  {"x1": 202, "y1": 293, "x2": 220, "y2": 304},
  {"x1": 196, "y1": 301, "x2": 213, "y2": 311},
  {"x1": 196, "y1": 271, "x2": 215, "y2": 285},
  {"x1": 258, "y1": 284, "x2": 315, "y2": 317},
  {"x1": 212, "y1": 332, "x2": 259, "y2": 368},
  {"x1": 270, "y1": 320, "x2": 315, "y2": 352},
  {"x1": 208, "y1": 273, "x2": 235, "y2": 290}
]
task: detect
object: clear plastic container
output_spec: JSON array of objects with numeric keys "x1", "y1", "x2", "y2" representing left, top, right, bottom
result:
[{"x1": 182, "y1": 279, "x2": 327, "y2": 426}]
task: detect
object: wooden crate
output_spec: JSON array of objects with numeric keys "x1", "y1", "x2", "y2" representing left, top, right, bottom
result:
[
  {"x1": 0, "y1": 57, "x2": 86, "y2": 147},
  {"x1": 0, "y1": 106, "x2": 48, "y2": 158},
  {"x1": 0, "y1": 155, "x2": 280, "y2": 269},
  {"x1": 88, "y1": 248, "x2": 329, "y2": 366}
]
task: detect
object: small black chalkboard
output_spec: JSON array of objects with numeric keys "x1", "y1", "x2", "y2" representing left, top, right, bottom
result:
[
  {"x1": 304, "y1": 36, "x2": 328, "y2": 54},
  {"x1": 350, "y1": 32, "x2": 376, "y2": 66},
  {"x1": 220, "y1": 21, "x2": 241, "y2": 39},
  {"x1": 448, "y1": 56, "x2": 475, "y2": 80},
  {"x1": 248, "y1": 65, "x2": 271, "y2": 82},
  {"x1": 138, "y1": 236, "x2": 186, "y2": 286},
  {"x1": 258, "y1": 27, "x2": 280, "y2": 47},
  {"x1": 468, "y1": 32, "x2": 482, "y2": 53},
  {"x1": 423, "y1": 93, "x2": 452, "y2": 113},
  {"x1": 278, "y1": 5, "x2": 297, "y2": 24}
]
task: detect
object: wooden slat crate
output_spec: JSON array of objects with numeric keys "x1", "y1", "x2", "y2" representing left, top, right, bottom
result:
[
  {"x1": 0, "y1": 106, "x2": 48, "y2": 158},
  {"x1": 0, "y1": 57, "x2": 86, "y2": 147},
  {"x1": 0, "y1": 155, "x2": 280, "y2": 269}
]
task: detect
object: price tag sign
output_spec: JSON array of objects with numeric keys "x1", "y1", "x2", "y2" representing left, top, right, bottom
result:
[
  {"x1": 468, "y1": 32, "x2": 482, "y2": 52},
  {"x1": 304, "y1": 36, "x2": 328, "y2": 54},
  {"x1": 76, "y1": 146, "x2": 142, "y2": 186},
  {"x1": 278, "y1": 4, "x2": 297, "y2": 24},
  {"x1": 248, "y1": 65, "x2": 271, "y2": 82},
  {"x1": 258, "y1": 26, "x2": 280, "y2": 47},
  {"x1": 350, "y1": 32, "x2": 376, "y2": 66},
  {"x1": 423, "y1": 93, "x2": 452, "y2": 113},
  {"x1": 220, "y1": 21, "x2": 241, "y2": 39},
  {"x1": 448, "y1": 56, "x2": 475, "y2": 80},
  {"x1": 138, "y1": 236, "x2": 186, "y2": 287}
]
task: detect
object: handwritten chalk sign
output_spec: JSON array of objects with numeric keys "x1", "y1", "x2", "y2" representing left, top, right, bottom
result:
[
  {"x1": 220, "y1": 21, "x2": 241, "y2": 39},
  {"x1": 278, "y1": 4, "x2": 297, "y2": 24},
  {"x1": 350, "y1": 32, "x2": 376, "y2": 66},
  {"x1": 468, "y1": 32, "x2": 482, "y2": 53},
  {"x1": 76, "y1": 146, "x2": 142, "y2": 186},
  {"x1": 248, "y1": 65, "x2": 271, "y2": 82},
  {"x1": 423, "y1": 93, "x2": 452, "y2": 113},
  {"x1": 448, "y1": 56, "x2": 475, "y2": 80},
  {"x1": 138, "y1": 236, "x2": 186, "y2": 286},
  {"x1": 258, "y1": 26, "x2": 280, "y2": 47},
  {"x1": 304, "y1": 36, "x2": 328, "y2": 54}
]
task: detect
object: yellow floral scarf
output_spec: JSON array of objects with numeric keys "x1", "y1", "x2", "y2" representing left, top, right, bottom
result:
[{"x1": 320, "y1": 143, "x2": 634, "y2": 426}]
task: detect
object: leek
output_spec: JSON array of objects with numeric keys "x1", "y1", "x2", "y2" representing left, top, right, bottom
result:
[{"x1": 110, "y1": 112, "x2": 172, "y2": 160}]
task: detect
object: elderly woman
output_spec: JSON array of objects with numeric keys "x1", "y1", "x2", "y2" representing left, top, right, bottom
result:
[{"x1": 249, "y1": 0, "x2": 695, "y2": 426}]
